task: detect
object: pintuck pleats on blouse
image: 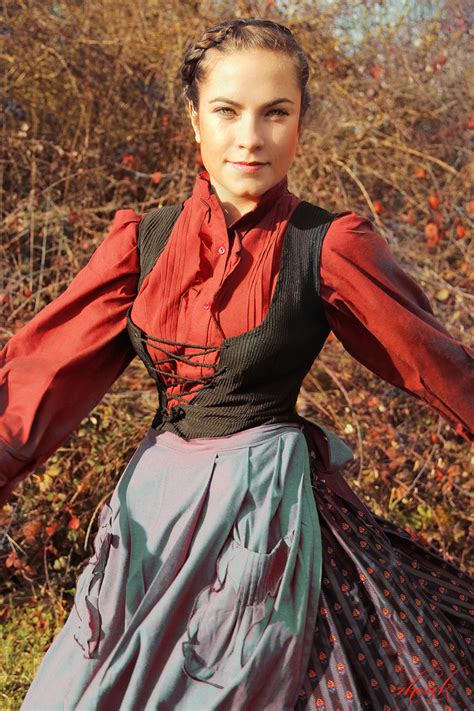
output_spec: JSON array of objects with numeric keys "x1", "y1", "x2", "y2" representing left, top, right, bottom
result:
[{"x1": 0, "y1": 169, "x2": 473, "y2": 506}]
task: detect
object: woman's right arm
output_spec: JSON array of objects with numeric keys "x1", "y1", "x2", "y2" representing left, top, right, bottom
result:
[{"x1": 0, "y1": 209, "x2": 142, "y2": 506}]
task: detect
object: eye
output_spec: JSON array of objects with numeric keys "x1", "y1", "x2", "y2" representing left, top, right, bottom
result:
[
  {"x1": 268, "y1": 109, "x2": 290, "y2": 116},
  {"x1": 215, "y1": 107, "x2": 290, "y2": 117},
  {"x1": 216, "y1": 107, "x2": 235, "y2": 115}
]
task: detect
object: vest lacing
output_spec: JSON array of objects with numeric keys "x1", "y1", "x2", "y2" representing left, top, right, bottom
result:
[{"x1": 138, "y1": 331, "x2": 230, "y2": 423}]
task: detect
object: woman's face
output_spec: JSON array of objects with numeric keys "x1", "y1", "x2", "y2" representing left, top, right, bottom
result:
[{"x1": 187, "y1": 48, "x2": 302, "y2": 223}]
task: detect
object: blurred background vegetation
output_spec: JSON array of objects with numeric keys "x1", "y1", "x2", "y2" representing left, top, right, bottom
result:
[{"x1": 0, "y1": 0, "x2": 472, "y2": 705}]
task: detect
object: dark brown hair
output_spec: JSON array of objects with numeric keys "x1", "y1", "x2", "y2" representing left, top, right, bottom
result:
[{"x1": 180, "y1": 18, "x2": 311, "y2": 130}]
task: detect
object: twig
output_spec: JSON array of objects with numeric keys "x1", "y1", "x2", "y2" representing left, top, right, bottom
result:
[
  {"x1": 81, "y1": 492, "x2": 113, "y2": 553},
  {"x1": 330, "y1": 157, "x2": 388, "y2": 237},
  {"x1": 388, "y1": 421, "x2": 442, "y2": 510},
  {"x1": 376, "y1": 136, "x2": 459, "y2": 175},
  {"x1": 317, "y1": 361, "x2": 364, "y2": 481}
]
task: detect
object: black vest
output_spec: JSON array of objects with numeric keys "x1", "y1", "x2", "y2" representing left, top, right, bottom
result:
[{"x1": 126, "y1": 200, "x2": 334, "y2": 437}]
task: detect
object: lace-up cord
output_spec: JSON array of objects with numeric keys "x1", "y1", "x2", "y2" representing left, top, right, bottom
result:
[
  {"x1": 140, "y1": 335, "x2": 222, "y2": 371},
  {"x1": 138, "y1": 331, "x2": 229, "y2": 409},
  {"x1": 140, "y1": 330, "x2": 227, "y2": 350}
]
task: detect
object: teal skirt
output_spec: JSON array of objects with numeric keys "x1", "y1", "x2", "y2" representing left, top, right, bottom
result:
[{"x1": 21, "y1": 422, "x2": 322, "y2": 710}]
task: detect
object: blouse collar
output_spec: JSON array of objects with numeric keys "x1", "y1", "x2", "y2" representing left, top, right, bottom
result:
[{"x1": 192, "y1": 169, "x2": 291, "y2": 231}]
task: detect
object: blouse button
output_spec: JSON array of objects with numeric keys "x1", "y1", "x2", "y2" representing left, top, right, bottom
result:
[{"x1": 218, "y1": 245, "x2": 226, "y2": 254}]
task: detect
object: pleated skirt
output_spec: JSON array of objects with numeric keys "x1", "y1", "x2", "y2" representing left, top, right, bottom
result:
[{"x1": 20, "y1": 421, "x2": 473, "y2": 710}]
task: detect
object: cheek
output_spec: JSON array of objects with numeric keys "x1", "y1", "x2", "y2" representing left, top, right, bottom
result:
[
  {"x1": 279, "y1": 130, "x2": 299, "y2": 155},
  {"x1": 201, "y1": 123, "x2": 229, "y2": 148},
  {"x1": 276, "y1": 122, "x2": 299, "y2": 143}
]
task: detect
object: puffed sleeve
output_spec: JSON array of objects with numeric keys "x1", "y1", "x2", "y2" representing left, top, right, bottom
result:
[
  {"x1": 0, "y1": 209, "x2": 142, "y2": 506},
  {"x1": 319, "y1": 211, "x2": 474, "y2": 442}
]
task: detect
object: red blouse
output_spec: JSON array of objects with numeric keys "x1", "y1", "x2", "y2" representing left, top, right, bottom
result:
[{"x1": 0, "y1": 169, "x2": 472, "y2": 505}]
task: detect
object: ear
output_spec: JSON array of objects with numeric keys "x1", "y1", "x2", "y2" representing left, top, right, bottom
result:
[{"x1": 187, "y1": 101, "x2": 201, "y2": 143}]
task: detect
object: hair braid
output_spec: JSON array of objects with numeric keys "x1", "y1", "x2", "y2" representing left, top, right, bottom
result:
[{"x1": 179, "y1": 18, "x2": 311, "y2": 126}]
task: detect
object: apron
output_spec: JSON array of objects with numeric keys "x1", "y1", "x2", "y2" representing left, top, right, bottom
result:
[{"x1": 21, "y1": 421, "x2": 323, "y2": 711}]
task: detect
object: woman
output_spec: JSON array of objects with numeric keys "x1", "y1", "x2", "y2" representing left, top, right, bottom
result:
[{"x1": 3, "y1": 18, "x2": 472, "y2": 711}]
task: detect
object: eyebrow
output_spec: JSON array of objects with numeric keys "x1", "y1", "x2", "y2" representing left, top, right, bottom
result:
[{"x1": 209, "y1": 97, "x2": 294, "y2": 108}]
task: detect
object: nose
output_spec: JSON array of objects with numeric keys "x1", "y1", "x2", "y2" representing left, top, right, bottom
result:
[{"x1": 237, "y1": 114, "x2": 265, "y2": 151}]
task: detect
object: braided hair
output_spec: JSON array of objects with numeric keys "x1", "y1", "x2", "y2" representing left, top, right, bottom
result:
[{"x1": 180, "y1": 18, "x2": 311, "y2": 130}]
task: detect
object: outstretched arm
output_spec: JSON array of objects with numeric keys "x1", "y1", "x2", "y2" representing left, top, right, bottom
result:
[
  {"x1": 319, "y1": 211, "x2": 473, "y2": 441},
  {"x1": 0, "y1": 209, "x2": 142, "y2": 506}
]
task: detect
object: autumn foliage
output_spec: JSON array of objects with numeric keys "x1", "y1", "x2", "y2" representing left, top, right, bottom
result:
[{"x1": 0, "y1": 0, "x2": 472, "y2": 701}]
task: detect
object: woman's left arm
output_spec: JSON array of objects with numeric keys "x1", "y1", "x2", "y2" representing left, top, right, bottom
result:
[{"x1": 319, "y1": 211, "x2": 473, "y2": 442}]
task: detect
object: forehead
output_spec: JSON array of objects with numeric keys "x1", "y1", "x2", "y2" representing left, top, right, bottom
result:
[{"x1": 200, "y1": 48, "x2": 298, "y2": 93}]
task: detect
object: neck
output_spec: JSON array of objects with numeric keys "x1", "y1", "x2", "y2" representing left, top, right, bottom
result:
[
  {"x1": 208, "y1": 184, "x2": 259, "y2": 228},
  {"x1": 220, "y1": 200, "x2": 258, "y2": 228},
  {"x1": 195, "y1": 169, "x2": 290, "y2": 230}
]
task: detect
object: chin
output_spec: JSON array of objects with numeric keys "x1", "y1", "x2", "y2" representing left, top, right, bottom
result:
[{"x1": 233, "y1": 183, "x2": 266, "y2": 195}]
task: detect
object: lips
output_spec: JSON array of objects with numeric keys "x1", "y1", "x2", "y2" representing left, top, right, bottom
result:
[
  {"x1": 232, "y1": 161, "x2": 267, "y2": 165},
  {"x1": 229, "y1": 161, "x2": 268, "y2": 174}
]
